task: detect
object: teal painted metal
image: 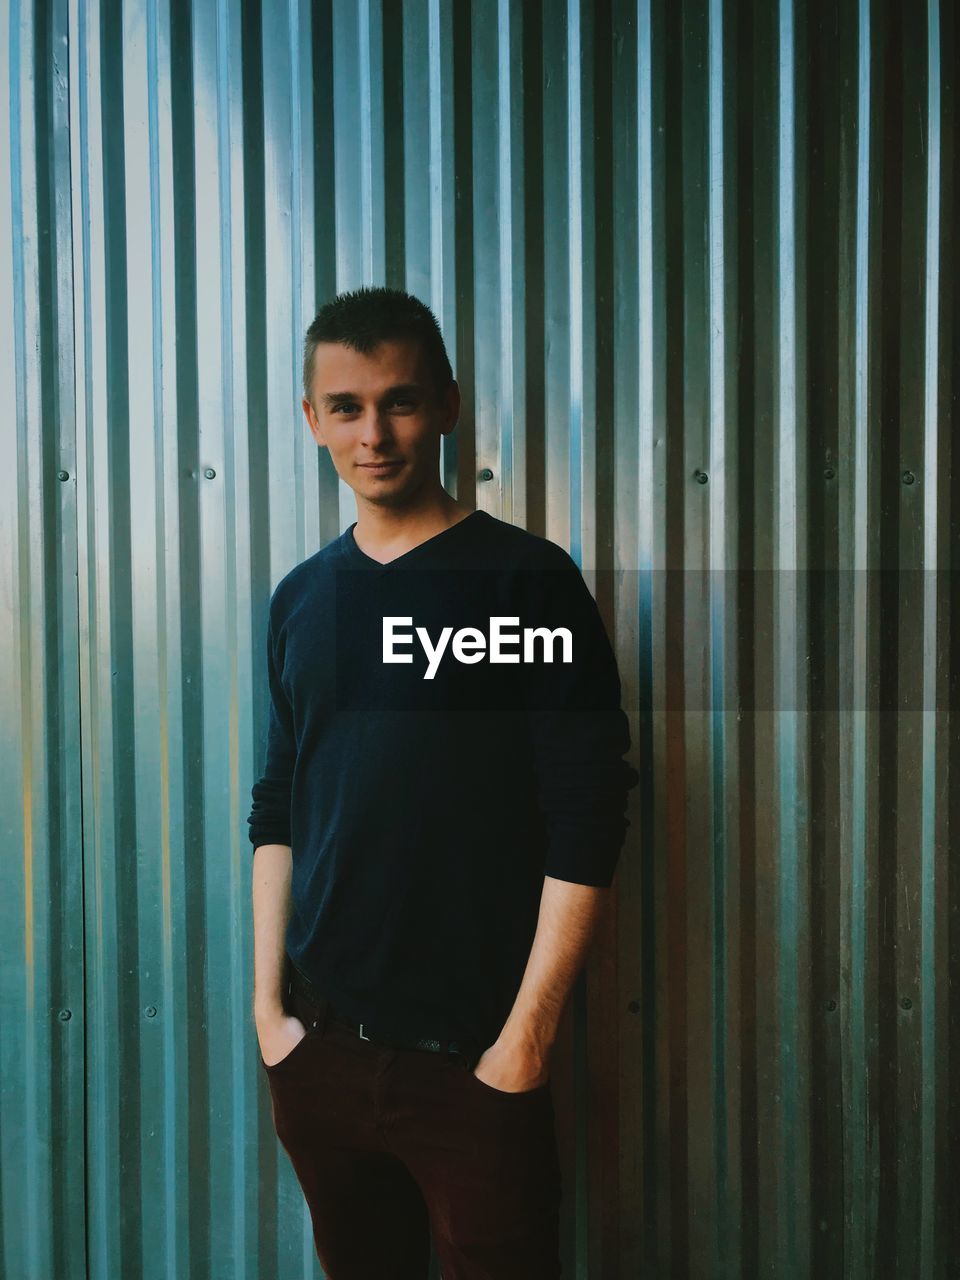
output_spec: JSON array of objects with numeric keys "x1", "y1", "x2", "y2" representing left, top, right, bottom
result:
[{"x1": 2, "y1": 1, "x2": 957, "y2": 1277}]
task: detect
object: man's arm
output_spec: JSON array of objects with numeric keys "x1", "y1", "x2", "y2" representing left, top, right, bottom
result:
[
  {"x1": 472, "y1": 876, "x2": 609, "y2": 1089},
  {"x1": 251, "y1": 843, "x2": 294, "y2": 1019},
  {"x1": 247, "y1": 595, "x2": 300, "y2": 1044},
  {"x1": 252, "y1": 842, "x2": 313, "y2": 1065},
  {"x1": 470, "y1": 549, "x2": 638, "y2": 1091},
  {"x1": 500, "y1": 875, "x2": 609, "y2": 1053}
]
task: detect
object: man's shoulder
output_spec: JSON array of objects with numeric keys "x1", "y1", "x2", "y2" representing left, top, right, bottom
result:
[
  {"x1": 268, "y1": 532, "x2": 344, "y2": 617},
  {"x1": 471, "y1": 511, "x2": 579, "y2": 574}
]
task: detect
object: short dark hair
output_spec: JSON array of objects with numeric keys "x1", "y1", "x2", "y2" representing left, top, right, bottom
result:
[{"x1": 302, "y1": 286, "x2": 454, "y2": 407}]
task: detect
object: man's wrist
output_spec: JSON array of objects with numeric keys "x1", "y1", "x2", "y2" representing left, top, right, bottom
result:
[{"x1": 496, "y1": 1015, "x2": 557, "y2": 1062}]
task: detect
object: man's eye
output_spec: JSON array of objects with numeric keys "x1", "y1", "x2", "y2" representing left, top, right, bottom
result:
[{"x1": 331, "y1": 399, "x2": 414, "y2": 414}]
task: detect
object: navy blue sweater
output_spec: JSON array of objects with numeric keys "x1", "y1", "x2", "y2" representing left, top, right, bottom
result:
[{"x1": 247, "y1": 509, "x2": 639, "y2": 1052}]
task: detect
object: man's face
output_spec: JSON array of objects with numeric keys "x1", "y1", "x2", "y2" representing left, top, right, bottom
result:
[{"x1": 302, "y1": 337, "x2": 460, "y2": 508}]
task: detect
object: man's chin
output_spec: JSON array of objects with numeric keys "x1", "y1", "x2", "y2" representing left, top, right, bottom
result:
[{"x1": 354, "y1": 480, "x2": 417, "y2": 508}]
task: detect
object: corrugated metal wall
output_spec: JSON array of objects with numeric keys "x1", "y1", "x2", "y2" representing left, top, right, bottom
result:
[{"x1": 2, "y1": 0, "x2": 956, "y2": 1276}]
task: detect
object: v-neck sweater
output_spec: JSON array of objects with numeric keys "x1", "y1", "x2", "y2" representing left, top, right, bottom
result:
[{"x1": 247, "y1": 509, "x2": 639, "y2": 1051}]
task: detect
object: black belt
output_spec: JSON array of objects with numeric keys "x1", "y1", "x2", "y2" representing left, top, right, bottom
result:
[{"x1": 286, "y1": 958, "x2": 481, "y2": 1071}]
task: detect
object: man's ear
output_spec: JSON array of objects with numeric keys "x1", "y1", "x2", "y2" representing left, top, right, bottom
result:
[
  {"x1": 302, "y1": 397, "x2": 326, "y2": 447},
  {"x1": 439, "y1": 380, "x2": 461, "y2": 436}
]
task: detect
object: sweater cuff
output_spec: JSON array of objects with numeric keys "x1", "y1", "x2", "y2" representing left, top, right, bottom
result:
[
  {"x1": 543, "y1": 826, "x2": 628, "y2": 888},
  {"x1": 249, "y1": 831, "x2": 292, "y2": 851}
]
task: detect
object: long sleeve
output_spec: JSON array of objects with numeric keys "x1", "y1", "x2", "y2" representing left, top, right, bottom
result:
[
  {"x1": 521, "y1": 551, "x2": 640, "y2": 888},
  {"x1": 247, "y1": 601, "x2": 298, "y2": 850}
]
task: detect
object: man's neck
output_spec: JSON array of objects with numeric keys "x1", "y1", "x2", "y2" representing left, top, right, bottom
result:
[{"x1": 352, "y1": 491, "x2": 475, "y2": 562}]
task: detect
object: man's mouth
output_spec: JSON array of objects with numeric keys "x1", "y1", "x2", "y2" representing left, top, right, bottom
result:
[{"x1": 358, "y1": 460, "x2": 404, "y2": 472}]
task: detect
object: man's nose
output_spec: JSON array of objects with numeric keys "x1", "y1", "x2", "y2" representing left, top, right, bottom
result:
[{"x1": 357, "y1": 411, "x2": 393, "y2": 448}]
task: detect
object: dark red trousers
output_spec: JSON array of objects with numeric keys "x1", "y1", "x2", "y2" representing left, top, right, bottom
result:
[{"x1": 261, "y1": 977, "x2": 563, "y2": 1278}]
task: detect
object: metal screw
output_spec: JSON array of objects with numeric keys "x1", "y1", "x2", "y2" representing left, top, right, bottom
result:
[
  {"x1": 204, "y1": 467, "x2": 216, "y2": 480},
  {"x1": 694, "y1": 469, "x2": 708, "y2": 484},
  {"x1": 902, "y1": 471, "x2": 915, "y2": 485},
  {"x1": 824, "y1": 468, "x2": 835, "y2": 480},
  {"x1": 58, "y1": 1008, "x2": 72, "y2": 1021},
  {"x1": 145, "y1": 1006, "x2": 157, "y2": 1018},
  {"x1": 58, "y1": 470, "x2": 70, "y2": 482},
  {"x1": 900, "y1": 997, "x2": 912, "y2": 1010},
  {"x1": 478, "y1": 467, "x2": 494, "y2": 482},
  {"x1": 825, "y1": 999, "x2": 837, "y2": 1012}
]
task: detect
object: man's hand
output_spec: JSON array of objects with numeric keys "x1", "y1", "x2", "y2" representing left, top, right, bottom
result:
[
  {"x1": 257, "y1": 1008, "x2": 308, "y2": 1067},
  {"x1": 472, "y1": 1035, "x2": 551, "y2": 1093}
]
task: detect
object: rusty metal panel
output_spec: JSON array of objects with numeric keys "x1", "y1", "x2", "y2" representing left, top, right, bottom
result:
[{"x1": 1, "y1": 0, "x2": 956, "y2": 1277}]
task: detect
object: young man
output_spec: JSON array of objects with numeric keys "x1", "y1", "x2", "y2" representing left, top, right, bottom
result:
[{"x1": 248, "y1": 286, "x2": 639, "y2": 1278}]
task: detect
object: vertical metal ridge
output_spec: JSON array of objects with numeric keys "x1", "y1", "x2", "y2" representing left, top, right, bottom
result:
[
  {"x1": 469, "y1": 0, "x2": 501, "y2": 527},
  {"x1": 427, "y1": 0, "x2": 459, "y2": 499},
  {"x1": 153, "y1": 6, "x2": 192, "y2": 1277},
  {"x1": 48, "y1": 0, "x2": 86, "y2": 1267},
  {"x1": 66, "y1": 10, "x2": 96, "y2": 1280},
  {"x1": 193, "y1": 0, "x2": 237, "y2": 1267},
  {"x1": 774, "y1": 0, "x2": 810, "y2": 1272},
  {"x1": 5, "y1": 0, "x2": 45, "y2": 1274},
  {"x1": 287, "y1": 0, "x2": 302, "y2": 407},
  {"x1": 261, "y1": 0, "x2": 300, "y2": 563},
  {"x1": 919, "y1": 4, "x2": 942, "y2": 1276},
  {"x1": 358, "y1": 0, "x2": 384, "y2": 282},
  {"x1": 72, "y1": 0, "x2": 126, "y2": 1272},
  {"x1": 496, "y1": 0, "x2": 520, "y2": 527},
  {"x1": 215, "y1": 0, "x2": 255, "y2": 1270},
  {"x1": 706, "y1": 0, "x2": 735, "y2": 1270},
  {"x1": 840, "y1": 0, "x2": 876, "y2": 1274},
  {"x1": 566, "y1": 0, "x2": 584, "y2": 569},
  {"x1": 123, "y1": 0, "x2": 174, "y2": 1270},
  {"x1": 633, "y1": 4, "x2": 663, "y2": 1276}
]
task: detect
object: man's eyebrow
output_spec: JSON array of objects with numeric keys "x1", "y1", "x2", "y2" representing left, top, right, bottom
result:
[{"x1": 320, "y1": 383, "x2": 426, "y2": 407}]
